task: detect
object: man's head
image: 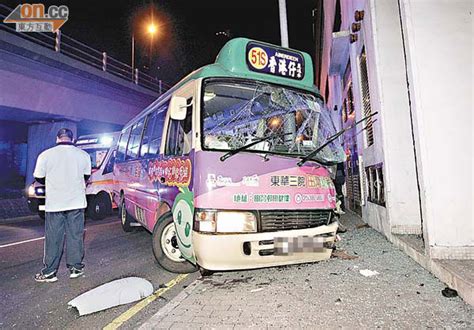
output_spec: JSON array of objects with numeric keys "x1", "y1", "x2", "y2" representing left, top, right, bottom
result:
[{"x1": 56, "y1": 128, "x2": 74, "y2": 143}]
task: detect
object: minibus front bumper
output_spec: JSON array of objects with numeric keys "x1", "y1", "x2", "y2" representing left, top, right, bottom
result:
[{"x1": 193, "y1": 221, "x2": 338, "y2": 271}]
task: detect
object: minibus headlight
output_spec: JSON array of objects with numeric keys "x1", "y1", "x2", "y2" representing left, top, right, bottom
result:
[
  {"x1": 194, "y1": 210, "x2": 257, "y2": 233},
  {"x1": 27, "y1": 185, "x2": 35, "y2": 197},
  {"x1": 216, "y1": 211, "x2": 257, "y2": 233}
]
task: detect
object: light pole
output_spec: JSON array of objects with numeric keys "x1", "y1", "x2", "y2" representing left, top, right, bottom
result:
[
  {"x1": 131, "y1": 22, "x2": 157, "y2": 76},
  {"x1": 278, "y1": 0, "x2": 289, "y2": 47},
  {"x1": 147, "y1": 23, "x2": 157, "y2": 69},
  {"x1": 131, "y1": 34, "x2": 135, "y2": 73}
]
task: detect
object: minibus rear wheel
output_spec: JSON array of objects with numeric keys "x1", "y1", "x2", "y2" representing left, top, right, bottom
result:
[
  {"x1": 120, "y1": 197, "x2": 134, "y2": 232},
  {"x1": 152, "y1": 213, "x2": 198, "y2": 274}
]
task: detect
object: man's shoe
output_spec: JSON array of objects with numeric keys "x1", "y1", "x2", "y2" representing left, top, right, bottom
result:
[
  {"x1": 69, "y1": 267, "x2": 84, "y2": 279},
  {"x1": 34, "y1": 272, "x2": 58, "y2": 283}
]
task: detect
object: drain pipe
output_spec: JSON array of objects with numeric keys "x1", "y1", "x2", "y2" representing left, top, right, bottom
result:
[{"x1": 397, "y1": 0, "x2": 425, "y2": 241}]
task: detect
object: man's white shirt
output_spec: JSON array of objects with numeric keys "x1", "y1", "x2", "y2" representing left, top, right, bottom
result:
[{"x1": 33, "y1": 144, "x2": 91, "y2": 212}]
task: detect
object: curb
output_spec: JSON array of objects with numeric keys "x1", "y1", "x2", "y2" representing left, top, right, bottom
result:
[{"x1": 139, "y1": 278, "x2": 202, "y2": 329}]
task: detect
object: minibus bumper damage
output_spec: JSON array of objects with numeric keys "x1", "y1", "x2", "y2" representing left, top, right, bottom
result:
[{"x1": 193, "y1": 221, "x2": 338, "y2": 271}]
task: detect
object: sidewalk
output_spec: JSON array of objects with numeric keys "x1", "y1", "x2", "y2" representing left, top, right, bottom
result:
[{"x1": 141, "y1": 215, "x2": 473, "y2": 329}]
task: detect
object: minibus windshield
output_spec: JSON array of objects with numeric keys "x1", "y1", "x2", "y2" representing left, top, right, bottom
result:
[
  {"x1": 83, "y1": 147, "x2": 108, "y2": 169},
  {"x1": 202, "y1": 79, "x2": 345, "y2": 163}
]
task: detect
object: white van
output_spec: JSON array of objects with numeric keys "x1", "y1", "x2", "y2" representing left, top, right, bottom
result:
[{"x1": 26, "y1": 132, "x2": 120, "y2": 220}]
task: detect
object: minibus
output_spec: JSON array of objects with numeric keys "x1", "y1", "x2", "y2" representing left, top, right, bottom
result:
[
  {"x1": 113, "y1": 38, "x2": 343, "y2": 274},
  {"x1": 27, "y1": 132, "x2": 119, "y2": 220}
]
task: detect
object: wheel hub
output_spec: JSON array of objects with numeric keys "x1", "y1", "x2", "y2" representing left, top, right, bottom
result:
[{"x1": 161, "y1": 223, "x2": 184, "y2": 263}]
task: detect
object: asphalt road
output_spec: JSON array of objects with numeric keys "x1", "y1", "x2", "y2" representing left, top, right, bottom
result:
[{"x1": 0, "y1": 214, "x2": 199, "y2": 329}]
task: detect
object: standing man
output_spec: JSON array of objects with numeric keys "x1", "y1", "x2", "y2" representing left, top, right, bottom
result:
[{"x1": 33, "y1": 128, "x2": 91, "y2": 283}]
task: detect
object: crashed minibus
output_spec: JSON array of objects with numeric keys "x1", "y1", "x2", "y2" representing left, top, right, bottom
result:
[
  {"x1": 27, "y1": 132, "x2": 119, "y2": 220},
  {"x1": 113, "y1": 38, "x2": 346, "y2": 274}
]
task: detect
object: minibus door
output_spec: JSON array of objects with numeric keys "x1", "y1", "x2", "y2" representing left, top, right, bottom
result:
[{"x1": 163, "y1": 94, "x2": 196, "y2": 263}]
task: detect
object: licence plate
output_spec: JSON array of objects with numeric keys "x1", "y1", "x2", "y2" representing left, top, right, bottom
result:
[
  {"x1": 274, "y1": 236, "x2": 325, "y2": 256},
  {"x1": 39, "y1": 205, "x2": 45, "y2": 211}
]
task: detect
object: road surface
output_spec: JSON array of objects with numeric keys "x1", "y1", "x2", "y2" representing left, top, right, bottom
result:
[{"x1": 0, "y1": 214, "x2": 199, "y2": 329}]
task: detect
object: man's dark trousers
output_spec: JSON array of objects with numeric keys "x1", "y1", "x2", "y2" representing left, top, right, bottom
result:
[{"x1": 42, "y1": 209, "x2": 85, "y2": 275}]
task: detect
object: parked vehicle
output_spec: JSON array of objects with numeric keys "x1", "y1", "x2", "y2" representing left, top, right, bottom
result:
[
  {"x1": 26, "y1": 132, "x2": 119, "y2": 220},
  {"x1": 113, "y1": 38, "x2": 343, "y2": 274}
]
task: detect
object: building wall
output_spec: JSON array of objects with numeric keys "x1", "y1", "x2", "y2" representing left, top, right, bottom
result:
[
  {"x1": 399, "y1": 0, "x2": 473, "y2": 258},
  {"x1": 319, "y1": 0, "x2": 472, "y2": 259},
  {"x1": 367, "y1": 0, "x2": 422, "y2": 235}
]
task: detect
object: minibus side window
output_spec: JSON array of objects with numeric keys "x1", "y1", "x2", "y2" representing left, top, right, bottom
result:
[
  {"x1": 125, "y1": 119, "x2": 145, "y2": 160},
  {"x1": 165, "y1": 98, "x2": 192, "y2": 156},
  {"x1": 140, "y1": 103, "x2": 168, "y2": 157},
  {"x1": 116, "y1": 128, "x2": 131, "y2": 162},
  {"x1": 103, "y1": 153, "x2": 115, "y2": 174}
]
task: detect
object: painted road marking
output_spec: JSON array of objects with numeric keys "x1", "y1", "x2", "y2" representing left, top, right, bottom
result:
[
  {"x1": 0, "y1": 221, "x2": 118, "y2": 249},
  {"x1": 103, "y1": 274, "x2": 189, "y2": 330},
  {"x1": 0, "y1": 236, "x2": 45, "y2": 248}
]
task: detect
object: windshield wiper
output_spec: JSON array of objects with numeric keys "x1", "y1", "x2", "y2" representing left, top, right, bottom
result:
[
  {"x1": 297, "y1": 112, "x2": 378, "y2": 167},
  {"x1": 220, "y1": 132, "x2": 292, "y2": 162}
]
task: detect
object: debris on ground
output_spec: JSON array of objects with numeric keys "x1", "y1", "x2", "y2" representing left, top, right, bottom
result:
[
  {"x1": 441, "y1": 287, "x2": 458, "y2": 298},
  {"x1": 356, "y1": 223, "x2": 370, "y2": 229},
  {"x1": 67, "y1": 277, "x2": 153, "y2": 316},
  {"x1": 250, "y1": 288, "x2": 264, "y2": 293},
  {"x1": 332, "y1": 249, "x2": 359, "y2": 260},
  {"x1": 359, "y1": 269, "x2": 379, "y2": 277}
]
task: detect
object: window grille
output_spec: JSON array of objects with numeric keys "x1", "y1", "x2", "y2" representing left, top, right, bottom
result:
[
  {"x1": 359, "y1": 47, "x2": 375, "y2": 147},
  {"x1": 365, "y1": 163, "x2": 385, "y2": 206}
]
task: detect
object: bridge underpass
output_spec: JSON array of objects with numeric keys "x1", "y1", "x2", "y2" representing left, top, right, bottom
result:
[{"x1": 0, "y1": 19, "x2": 167, "y2": 196}]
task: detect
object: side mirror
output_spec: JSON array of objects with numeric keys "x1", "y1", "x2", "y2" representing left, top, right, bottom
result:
[{"x1": 169, "y1": 96, "x2": 188, "y2": 121}]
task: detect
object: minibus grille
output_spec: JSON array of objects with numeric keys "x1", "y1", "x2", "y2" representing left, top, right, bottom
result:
[{"x1": 259, "y1": 210, "x2": 331, "y2": 232}]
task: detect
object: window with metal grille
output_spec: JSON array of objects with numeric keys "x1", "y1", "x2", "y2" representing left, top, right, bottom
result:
[
  {"x1": 347, "y1": 83, "x2": 355, "y2": 115},
  {"x1": 359, "y1": 47, "x2": 375, "y2": 147},
  {"x1": 342, "y1": 98, "x2": 348, "y2": 123},
  {"x1": 365, "y1": 163, "x2": 385, "y2": 206}
]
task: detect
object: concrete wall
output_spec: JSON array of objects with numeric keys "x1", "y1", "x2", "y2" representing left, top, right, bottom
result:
[
  {"x1": 367, "y1": 0, "x2": 422, "y2": 235},
  {"x1": 399, "y1": 0, "x2": 473, "y2": 258},
  {"x1": 320, "y1": 0, "x2": 472, "y2": 259}
]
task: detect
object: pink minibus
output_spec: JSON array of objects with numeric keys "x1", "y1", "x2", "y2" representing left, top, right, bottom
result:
[{"x1": 113, "y1": 38, "x2": 344, "y2": 274}]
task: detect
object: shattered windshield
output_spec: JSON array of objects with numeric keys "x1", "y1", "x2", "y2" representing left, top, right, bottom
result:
[{"x1": 202, "y1": 79, "x2": 345, "y2": 163}]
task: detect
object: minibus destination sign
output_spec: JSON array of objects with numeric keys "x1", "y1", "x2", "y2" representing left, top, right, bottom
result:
[{"x1": 246, "y1": 42, "x2": 305, "y2": 80}]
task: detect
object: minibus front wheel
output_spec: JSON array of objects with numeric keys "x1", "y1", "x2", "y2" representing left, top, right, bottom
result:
[{"x1": 152, "y1": 213, "x2": 198, "y2": 274}]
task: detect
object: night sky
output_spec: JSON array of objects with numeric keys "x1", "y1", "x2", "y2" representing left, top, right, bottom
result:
[{"x1": 4, "y1": 0, "x2": 316, "y2": 86}]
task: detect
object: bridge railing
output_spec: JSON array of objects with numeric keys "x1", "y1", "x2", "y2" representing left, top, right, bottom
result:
[{"x1": 0, "y1": 4, "x2": 170, "y2": 94}]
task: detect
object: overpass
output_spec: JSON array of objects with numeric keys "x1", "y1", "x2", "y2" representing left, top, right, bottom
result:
[{"x1": 0, "y1": 5, "x2": 169, "y2": 190}]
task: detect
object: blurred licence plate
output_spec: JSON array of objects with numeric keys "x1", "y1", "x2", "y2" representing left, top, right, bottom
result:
[
  {"x1": 39, "y1": 205, "x2": 45, "y2": 211},
  {"x1": 274, "y1": 236, "x2": 324, "y2": 256}
]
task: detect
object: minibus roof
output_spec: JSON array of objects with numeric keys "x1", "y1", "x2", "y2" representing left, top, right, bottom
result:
[{"x1": 122, "y1": 38, "x2": 321, "y2": 131}]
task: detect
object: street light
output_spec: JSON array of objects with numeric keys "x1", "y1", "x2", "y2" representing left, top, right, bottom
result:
[
  {"x1": 147, "y1": 23, "x2": 157, "y2": 35},
  {"x1": 146, "y1": 22, "x2": 157, "y2": 68},
  {"x1": 131, "y1": 21, "x2": 158, "y2": 77}
]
